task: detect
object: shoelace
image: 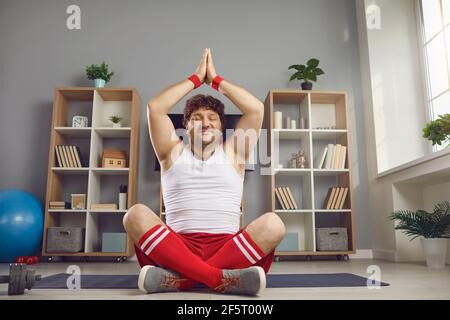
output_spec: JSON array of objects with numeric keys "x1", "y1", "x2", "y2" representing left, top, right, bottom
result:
[
  {"x1": 162, "y1": 272, "x2": 186, "y2": 289},
  {"x1": 214, "y1": 273, "x2": 241, "y2": 292}
]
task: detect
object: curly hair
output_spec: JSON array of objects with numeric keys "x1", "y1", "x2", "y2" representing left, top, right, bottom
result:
[{"x1": 183, "y1": 94, "x2": 226, "y2": 131}]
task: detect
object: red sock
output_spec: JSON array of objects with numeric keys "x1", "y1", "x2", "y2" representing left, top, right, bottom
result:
[
  {"x1": 178, "y1": 230, "x2": 266, "y2": 290},
  {"x1": 138, "y1": 224, "x2": 223, "y2": 289}
]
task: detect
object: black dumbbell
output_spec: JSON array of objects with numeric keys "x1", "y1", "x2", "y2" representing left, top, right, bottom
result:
[{"x1": 0, "y1": 263, "x2": 42, "y2": 295}]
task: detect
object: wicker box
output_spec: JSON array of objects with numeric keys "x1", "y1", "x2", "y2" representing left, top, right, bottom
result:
[
  {"x1": 316, "y1": 227, "x2": 348, "y2": 251},
  {"x1": 46, "y1": 227, "x2": 85, "y2": 253}
]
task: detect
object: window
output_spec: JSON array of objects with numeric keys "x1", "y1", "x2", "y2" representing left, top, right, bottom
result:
[{"x1": 419, "y1": 0, "x2": 450, "y2": 151}]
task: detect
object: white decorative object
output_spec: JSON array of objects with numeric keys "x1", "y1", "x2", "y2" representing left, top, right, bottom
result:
[
  {"x1": 300, "y1": 117, "x2": 306, "y2": 129},
  {"x1": 285, "y1": 116, "x2": 291, "y2": 129},
  {"x1": 112, "y1": 123, "x2": 122, "y2": 128},
  {"x1": 291, "y1": 120, "x2": 297, "y2": 129},
  {"x1": 421, "y1": 238, "x2": 448, "y2": 268},
  {"x1": 274, "y1": 111, "x2": 282, "y2": 129},
  {"x1": 119, "y1": 193, "x2": 127, "y2": 210},
  {"x1": 72, "y1": 116, "x2": 88, "y2": 128}
]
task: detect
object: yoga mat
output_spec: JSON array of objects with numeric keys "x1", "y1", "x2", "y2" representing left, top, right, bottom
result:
[{"x1": 34, "y1": 273, "x2": 389, "y2": 289}]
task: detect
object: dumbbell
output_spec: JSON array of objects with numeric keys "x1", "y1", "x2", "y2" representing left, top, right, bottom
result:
[{"x1": 0, "y1": 263, "x2": 42, "y2": 295}]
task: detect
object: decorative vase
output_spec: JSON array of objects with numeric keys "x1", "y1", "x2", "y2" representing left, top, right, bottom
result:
[
  {"x1": 301, "y1": 82, "x2": 313, "y2": 90},
  {"x1": 421, "y1": 238, "x2": 448, "y2": 268},
  {"x1": 119, "y1": 193, "x2": 127, "y2": 210},
  {"x1": 94, "y1": 79, "x2": 106, "y2": 88},
  {"x1": 112, "y1": 123, "x2": 122, "y2": 128}
]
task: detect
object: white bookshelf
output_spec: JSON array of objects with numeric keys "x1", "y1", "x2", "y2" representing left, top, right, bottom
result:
[
  {"x1": 43, "y1": 87, "x2": 140, "y2": 258},
  {"x1": 264, "y1": 90, "x2": 355, "y2": 259}
]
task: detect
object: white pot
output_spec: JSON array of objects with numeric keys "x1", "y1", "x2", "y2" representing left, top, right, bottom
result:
[
  {"x1": 112, "y1": 123, "x2": 122, "y2": 128},
  {"x1": 421, "y1": 238, "x2": 448, "y2": 268}
]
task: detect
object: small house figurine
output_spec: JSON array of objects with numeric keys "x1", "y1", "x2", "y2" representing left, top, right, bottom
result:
[{"x1": 102, "y1": 148, "x2": 127, "y2": 168}]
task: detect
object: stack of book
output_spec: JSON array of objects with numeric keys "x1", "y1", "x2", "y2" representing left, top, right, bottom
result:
[
  {"x1": 90, "y1": 203, "x2": 118, "y2": 210},
  {"x1": 323, "y1": 186, "x2": 349, "y2": 210},
  {"x1": 49, "y1": 201, "x2": 70, "y2": 210},
  {"x1": 275, "y1": 186, "x2": 299, "y2": 210},
  {"x1": 314, "y1": 144, "x2": 347, "y2": 169},
  {"x1": 55, "y1": 145, "x2": 84, "y2": 168}
]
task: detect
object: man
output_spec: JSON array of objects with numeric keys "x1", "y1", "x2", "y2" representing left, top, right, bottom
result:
[{"x1": 123, "y1": 48, "x2": 285, "y2": 296}]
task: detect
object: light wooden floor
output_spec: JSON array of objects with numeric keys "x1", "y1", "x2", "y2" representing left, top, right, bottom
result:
[{"x1": 1, "y1": 259, "x2": 449, "y2": 300}]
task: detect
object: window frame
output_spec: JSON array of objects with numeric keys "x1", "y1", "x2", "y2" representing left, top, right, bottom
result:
[{"x1": 416, "y1": 0, "x2": 450, "y2": 152}]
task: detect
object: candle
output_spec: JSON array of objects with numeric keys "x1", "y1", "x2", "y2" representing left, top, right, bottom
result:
[
  {"x1": 291, "y1": 120, "x2": 297, "y2": 129},
  {"x1": 274, "y1": 111, "x2": 282, "y2": 129}
]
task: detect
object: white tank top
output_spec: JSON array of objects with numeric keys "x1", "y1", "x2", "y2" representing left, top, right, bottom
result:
[{"x1": 161, "y1": 142, "x2": 244, "y2": 234}]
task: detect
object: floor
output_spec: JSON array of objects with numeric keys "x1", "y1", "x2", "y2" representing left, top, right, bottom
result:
[{"x1": 1, "y1": 259, "x2": 449, "y2": 300}]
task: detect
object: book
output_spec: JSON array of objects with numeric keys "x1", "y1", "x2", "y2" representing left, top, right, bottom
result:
[
  {"x1": 61, "y1": 145, "x2": 72, "y2": 167},
  {"x1": 334, "y1": 144, "x2": 342, "y2": 169},
  {"x1": 340, "y1": 146, "x2": 347, "y2": 169},
  {"x1": 55, "y1": 146, "x2": 63, "y2": 167},
  {"x1": 277, "y1": 187, "x2": 290, "y2": 210},
  {"x1": 314, "y1": 147, "x2": 328, "y2": 169},
  {"x1": 91, "y1": 203, "x2": 118, "y2": 210},
  {"x1": 68, "y1": 145, "x2": 77, "y2": 168},
  {"x1": 71, "y1": 145, "x2": 82, "y2": 168},
  {"x1": 282, "y1": 187, "x2": 294, "y2": 209},
  {"x1": 326, "y1": 187, "x2": 337, "y2": 209},
  {"x1": 286, "y1": 187, "x2": 298, "y2": 209},
  {"x1": 323, "y1": 187, "x2": 332, "y2": 209},
  {"x1": 324, "y1": 144, "x2": 334, "y2": 169},
  {"x1": 330, "y1": 187, "x2": 341, "y2": 209},
  {"x1": 275, "y1": 188, "x2": 286, "y2": 210},
  {"x1": 334, "y1": 187, "x2": 345, "y2": 209},
  {"x1": 75, "y1": 146, "x2": 84, "y2": 167},
  {"x1": 57, "y1": 146, "x2": 67, "y2": 167},
  {"x1": 338, "y1": 187, "x2": 349, "y2": 209}
]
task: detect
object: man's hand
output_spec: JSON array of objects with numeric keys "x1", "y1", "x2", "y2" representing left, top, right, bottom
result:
[
  {"x1": 194, "y1": 48, "x2": 208, "y2": 83},
  {"x1": 206, "y1": 48, "x2": 218, "y2": 85}
]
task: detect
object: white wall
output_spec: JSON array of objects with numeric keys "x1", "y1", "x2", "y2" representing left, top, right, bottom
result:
[
  {"x1": 362, "y1": 0, "x2": 428, "y2": 173},
  {"x1": 356, "y1": 0, "x2": 450, "y2": 263}
]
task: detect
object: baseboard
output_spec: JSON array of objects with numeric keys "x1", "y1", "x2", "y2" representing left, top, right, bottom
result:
[
  {"x1": 349, "y1": 249, "x2": 373, "y2": 259},
  {"x1": 372, "y1": 249, "x2": 397, "y2": 261}
]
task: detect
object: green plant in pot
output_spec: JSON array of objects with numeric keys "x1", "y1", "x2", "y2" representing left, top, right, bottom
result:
[
  {"x1": 109, "y1": 115, "x2": 123, "y2": 128},
  {"x1": 422, "y1": 113, "x2": 450, "y2": 148},
  {"x1": 86, "y1": 61, "x2": 114, "y2": 88},
  {"x1": 390, "y1": 201, "x2": 450, "y2": 268},
  {"x1": 288, "y1": 58, "x2": 324, "y2": 90}
]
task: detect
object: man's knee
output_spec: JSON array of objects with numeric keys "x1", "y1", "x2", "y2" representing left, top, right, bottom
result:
[
  {"x1": 123, "y1": 204, "x2": 159, "y2": 234},
  {"x1": 260, "y1": 212, "x2": 286, "y2": 243}
]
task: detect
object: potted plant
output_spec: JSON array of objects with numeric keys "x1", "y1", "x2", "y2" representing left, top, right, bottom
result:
[
  {"x1": 390, "y1": 201, "x2": 450, "y2": 268},
  {"x1": 288, "y1": 58, "x2": 325, "y2": 90},
  {"x1": 109, "y1": 115, "x2": 123, "y2": 128},
  {"x1": 85, "y1": 61, "x2": 114, "y2": 88},
  {"x1": 422, "y1": 113, "x2": 450, "y2": 147}
]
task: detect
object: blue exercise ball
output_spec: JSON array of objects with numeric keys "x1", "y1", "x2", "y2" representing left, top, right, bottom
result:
[{"x1": 0, "y1": 189, "x2": 44, "y2": 262}]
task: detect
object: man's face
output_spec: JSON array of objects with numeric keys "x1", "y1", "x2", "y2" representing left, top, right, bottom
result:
[{"x1": 187, "y1": 107, "x2": 222, "y2": 146}]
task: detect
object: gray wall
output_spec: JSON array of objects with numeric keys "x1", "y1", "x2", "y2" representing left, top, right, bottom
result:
[{"x1": 0, "y1": 0, "x2": 372, "y2": 249}]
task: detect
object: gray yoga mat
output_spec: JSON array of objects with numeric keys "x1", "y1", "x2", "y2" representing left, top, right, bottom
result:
[{"x1": 34, "y1": 273, "x2": 389, "y2": 289}]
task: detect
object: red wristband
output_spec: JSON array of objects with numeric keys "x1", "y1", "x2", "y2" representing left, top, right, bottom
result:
[
  {"x1": 212, "y1": 75, "x2": 224, "y2": 91},
  {"x1": 188, "y1": 74, "x2": 202, "y2": 89}
]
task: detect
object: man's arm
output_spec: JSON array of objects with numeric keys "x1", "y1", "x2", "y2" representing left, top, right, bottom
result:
[
  {"x1": 220, "y1": 80, "x2": 264, "y2": 164},
  {"x1": 205, "y1": 49, "x2": 264, "y2": 164},
  {"x1": 148, "y1": 49, "x2": 208, "y2": 162}
]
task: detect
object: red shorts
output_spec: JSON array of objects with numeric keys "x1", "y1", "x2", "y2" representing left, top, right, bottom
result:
[{"x1": 134, "y1": 225, "x2": 275, "y2": 274}]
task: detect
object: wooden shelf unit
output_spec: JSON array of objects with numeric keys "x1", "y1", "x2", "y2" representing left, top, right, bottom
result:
[
  {"x1": 42, "y1": 87, "x2": 140, "y2": 258},
  {"x1": 264, "y1": 90, "x2": 356, "y2": 258}
]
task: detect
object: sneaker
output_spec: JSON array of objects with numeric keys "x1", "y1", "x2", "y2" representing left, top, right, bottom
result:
[
  {"x1": 138, "y1": 265, "x2": 186, "y2": 293},
  {"x1": 214, "y1": 266, "x2": 266, "y2": 296}
]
